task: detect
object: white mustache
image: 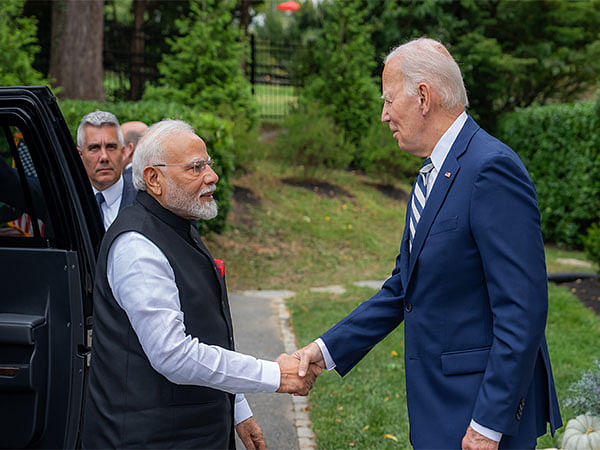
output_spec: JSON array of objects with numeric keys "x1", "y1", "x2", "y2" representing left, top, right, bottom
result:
[{"x1": 200, "y1": 185, "x2": 216, "y2": 196}]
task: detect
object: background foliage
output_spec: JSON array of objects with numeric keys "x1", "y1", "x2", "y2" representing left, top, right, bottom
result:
[
  {"x1": 59, "y1": 99, "x2": 234, "y2": 234},
  {"x1": 273, "y1": 102, "x2": 351, "y2": 176},
  {"x1": 0, "y1": 0, "x2": 47, "y2": 86},
  {"x1": 261, "y1": 0, "x2": 600, "y2": 132},
  {"x1": 143, "y1": 0, "x2": 258, "y2": 126},
  {"x1": 497, "y1": 98, "x2": 600, "y2": 247}
]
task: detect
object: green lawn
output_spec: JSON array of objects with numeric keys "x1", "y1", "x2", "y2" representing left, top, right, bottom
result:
[
  {"x1": 253, "y1": 84, "x2": 298, "y2": 119},
  {"x1": 207, "y1": 161, "x2": 599, "y2": 449}
]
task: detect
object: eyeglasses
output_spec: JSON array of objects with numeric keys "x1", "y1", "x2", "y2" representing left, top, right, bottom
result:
[{"x1": 153, "y1": 159, "x2": 215, "y2": 175}]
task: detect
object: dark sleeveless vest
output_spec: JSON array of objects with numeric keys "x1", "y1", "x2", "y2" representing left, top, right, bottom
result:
[{"x1": 83, "y1": 191, "x2": 236, "y2": 449}]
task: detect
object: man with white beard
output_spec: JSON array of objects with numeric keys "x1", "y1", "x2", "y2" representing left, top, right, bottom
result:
[{"x1": 82, "y1": 119, "x2": 321, "y2": 449}]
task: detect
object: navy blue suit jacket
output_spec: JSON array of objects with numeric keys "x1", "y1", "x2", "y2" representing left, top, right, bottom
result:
[
  {"x1": 321, "y1": 117, "x2": 562, "y2": 448},
  {"x1": 119, "y1": 172, "x2": 136, "y2": 212}
]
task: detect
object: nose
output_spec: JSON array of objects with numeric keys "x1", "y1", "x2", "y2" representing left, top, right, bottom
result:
[
  {"x1": 205, "y1": 164, "x2": 219, "y2": 185},
  {"x1": 381, "y1": 104, "x2": 390, "y2": 123},
  {"x1": 98, "y1": 146, "x2": 110, "y2": 162}
]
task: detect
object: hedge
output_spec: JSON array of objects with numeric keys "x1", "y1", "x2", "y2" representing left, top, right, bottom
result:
[
  {"x1": 59, "y1": 99, "x2": 234, "y2": 234},
  {"x1": 496, "y1": 99, "x2": 600, "y2": 247}
]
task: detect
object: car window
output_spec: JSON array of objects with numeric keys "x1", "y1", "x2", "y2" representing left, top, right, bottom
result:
[{"x1": 0, "y1": 126, "x2": 53, "y2": 242}]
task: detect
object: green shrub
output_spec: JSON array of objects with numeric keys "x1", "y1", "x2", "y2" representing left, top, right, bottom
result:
[
  {"x1": 0, "y1": 0, "x2": 47, "y2": 86},
  {"x1": 360, "y1": 119, "x2": 422, "y2": 184},
  {"x1": 143, "y1": 0, "x2": 258, "y2": 127},
  {"x1": 496, "y1": 99, "x2": 600, "y2": 247},
  {"x1": 564, "y1": 360, "x2": 600, "y2": 416},
  {"x1": 583, "y1": 222, "x2": 600, "y2": 273},
  {"x1": 273, "y1": 102, "x2": 351, "y2": 177},
  {"x1": 292, "y1": 0, "x2": 381, "y2": 154},
  {"x1": 59, "y1": 99, "x2": 234, "y2": 234}
]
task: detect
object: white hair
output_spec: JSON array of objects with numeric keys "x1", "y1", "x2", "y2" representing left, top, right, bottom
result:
[
  {"x1": 132, "y1": 119, "x2": 195, "y2": 191},
  {"x1": 77, "y1": 110, "x2": 124, "y2": 148},
  {"x1": 384, "y1": 37, "x2": 469, "y2": 110}
]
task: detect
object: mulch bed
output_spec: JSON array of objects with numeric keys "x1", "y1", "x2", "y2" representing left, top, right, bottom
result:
[
  {"x1": 230, "y1": 185, "x2": 261, "y2": 228},
  {"x1": 554, "y1": 277, "x2": 600, "y2": 316},
  {"x1": 282, "y1": 177, "x2": 354, "y2": 199},
  {"x1": 363, "y1": 181, "x2": 409, "y2": 201}
]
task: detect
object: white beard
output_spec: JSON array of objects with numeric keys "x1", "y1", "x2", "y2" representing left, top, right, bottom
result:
[{"x1": 164, "y1": 177, "x2": 218, "y2": 220}]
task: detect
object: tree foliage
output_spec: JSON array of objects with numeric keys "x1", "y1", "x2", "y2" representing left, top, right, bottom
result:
[
  {"x1": 0, "y1": 0, "x2": 47, "y2": 86},
  {"x1": 144, "y1": 0, "x2": 257, "y2": 124},
  {"x1": 287, "y1": 0, "x2": 381, "y2": 149},
  {"x1": 362, "y1": 0, "x2": 600, "y2": 130}
]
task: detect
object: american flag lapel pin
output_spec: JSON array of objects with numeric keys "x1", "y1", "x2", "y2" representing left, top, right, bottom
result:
[{"x1": 444, "y1": 172, "x2": 451, "y2": 178}]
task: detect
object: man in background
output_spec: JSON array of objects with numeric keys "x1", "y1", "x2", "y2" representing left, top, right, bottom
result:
[
  {"x1": 120, "y1": 120, "x2": 147, "y2": 184},
  {"x1": 77, "y1": 111, "x2": 135, "y2": 229}
]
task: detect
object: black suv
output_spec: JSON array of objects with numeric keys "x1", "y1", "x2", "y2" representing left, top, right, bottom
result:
[{"x1": 0, "y1": 86, "x2": 104, "y2": 448}]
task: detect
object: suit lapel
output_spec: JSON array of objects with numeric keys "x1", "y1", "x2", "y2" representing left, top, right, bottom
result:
[{"x1": 406, "y1": 117, "x2": 479, "y2": 284}]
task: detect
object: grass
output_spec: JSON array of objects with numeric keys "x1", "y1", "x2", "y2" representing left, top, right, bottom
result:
[
  {"x1": 206, "y1": 160, "x2": 599, "y2": 449},
  {"x1": 253, "y1": 84, "x2": 299, "y2": 119}
]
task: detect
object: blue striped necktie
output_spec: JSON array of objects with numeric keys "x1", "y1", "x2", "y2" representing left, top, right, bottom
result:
[
  {"x1": 409, "y1": 158, "x2": 434, "y2": 252},
  {"x1": 95, "y1": 192, "x2": 106, "y2": 221}
]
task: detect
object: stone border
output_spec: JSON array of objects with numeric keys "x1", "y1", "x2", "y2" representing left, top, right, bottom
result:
[{"x1": 242, "y1": 290, "x2": 316, "y2": 450}]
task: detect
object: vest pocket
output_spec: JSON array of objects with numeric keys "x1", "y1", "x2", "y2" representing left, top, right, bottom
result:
[{"x1": 441, "y1": 346, "x2": 490, "y2": 375}]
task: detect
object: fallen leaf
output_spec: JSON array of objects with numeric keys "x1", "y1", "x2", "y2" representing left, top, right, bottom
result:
[
  {"x1": 337, "y1": 406, "x2": 344, "y2": 410},
  {"x1": 390, "y1": 350, "x2": 398, "y2": 357},
  {"x1": 336, "y1": 418, "x2": 342, "y2": 423},
  {"x1": 325, "y1": 216, "x2": 331, "y2": 221},
  {"x1": 348, "y1": 443, "x2": 355, "y2": 447},
  {"x1": 384, "y1": 434, "x2": 398, "y2": 442},
  {"x1": 362, "y1": 425, "x2": 370, "y2": 431},
  {"x1": 347, "y1": 224, "x2": 353, "y2": 230}
]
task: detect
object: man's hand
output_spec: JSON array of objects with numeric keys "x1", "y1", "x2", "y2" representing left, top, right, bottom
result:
[
  {"x1": 275, "y1": 353, "x2": 321, "y2": 395},
  {"x1": 461, "y1": 426, "x2": 499, "y2": 450},
  {"x1": 295, "y1": 342, "x2": 326, "y2": 376},
  {"x1": 236, "y1": 417, "x2": 266, "y2": 450}
]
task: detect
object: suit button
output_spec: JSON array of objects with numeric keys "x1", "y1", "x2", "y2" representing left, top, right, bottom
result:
[{"x1": 405, "y1": 303, "x2": 413, "y2": 312}]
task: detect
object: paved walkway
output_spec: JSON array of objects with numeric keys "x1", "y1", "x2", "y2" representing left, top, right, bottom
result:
[
  {"x1": 229, "y1": 282, "x2": 387, "y2": 449},
  {"x1": 230, "y1": 291, "x2": 315, "y2": 450}
]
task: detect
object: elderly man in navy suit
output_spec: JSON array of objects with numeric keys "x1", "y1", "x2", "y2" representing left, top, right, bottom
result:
[
  {"x1": 77, "y1": 111, "x2": 136, "y2": 230},
  {"x1": 296, "y1": 38, "x2": 562, "y2": 449}
]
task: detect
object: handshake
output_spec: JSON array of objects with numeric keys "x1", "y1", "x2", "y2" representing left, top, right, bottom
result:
[{"x1": 275, "y1": 342, "x2": 325, "y2": 396}]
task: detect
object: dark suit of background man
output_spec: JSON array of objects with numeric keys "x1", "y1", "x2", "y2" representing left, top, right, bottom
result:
[
  {"x1": 296, "y1": 37, "x2": 562, "y2": 449},
  {"x1": 82, "y1": 119, "x2": 320, "y2": 449},
  {"x1": 120, "y1": 120, "x2": 148, "y2": 186},
  {"x1": 77, "y1": 111, "x2": 135, "y2": 230}
]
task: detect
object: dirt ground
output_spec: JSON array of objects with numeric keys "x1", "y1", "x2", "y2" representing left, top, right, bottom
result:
[{"x1": 555, "y1": 277, "x2": 600, "y2": 316}]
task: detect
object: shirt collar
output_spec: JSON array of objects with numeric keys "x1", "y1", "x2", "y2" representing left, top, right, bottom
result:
[
  {"x1": 93, "y1": 175, "x2": 123, "y2": 208},
  {"x1": 429, "y1": 111, "x2": 468, "y2": 172}
]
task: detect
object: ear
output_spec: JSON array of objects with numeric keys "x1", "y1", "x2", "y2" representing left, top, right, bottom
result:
[
  {"x1": 77, "y1": 147, "x2": 83, "y2": 157},
  {"x1": 143, "y1": 166, "x2": 162, "y2": 197},
  {"x1": 416, "y1": 82, "x2": 432, "y2": 115}
]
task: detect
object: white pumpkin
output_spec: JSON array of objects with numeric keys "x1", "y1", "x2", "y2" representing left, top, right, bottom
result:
[{"x1": 562, "y1": 415, "x2": 600, "y2": 450}]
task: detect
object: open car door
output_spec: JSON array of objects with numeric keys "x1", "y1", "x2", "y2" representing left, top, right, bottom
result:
[{"x1": 0, "y1": 86, "x2": 103, "y2": 448}]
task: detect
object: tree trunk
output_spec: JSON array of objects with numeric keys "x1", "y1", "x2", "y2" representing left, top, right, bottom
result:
[
  {"x1": 49, "y1": 0, "x2": 104, "y2": 101},
  {"x1": 129, "y1": 0, "x2": 146, "y2": 101}
]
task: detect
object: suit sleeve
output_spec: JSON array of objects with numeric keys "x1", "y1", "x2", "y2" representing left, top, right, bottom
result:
[
  {"x1": 469, "y1": 153, "x2": 548, "y2": 435},
  {"x1": 320, "y1": 256, "x2": 406, "y2": 376}
]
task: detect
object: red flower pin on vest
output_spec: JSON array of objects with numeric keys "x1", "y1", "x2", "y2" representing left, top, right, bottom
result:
[{"x1": 214, "y1": 259, "x2": 225, "y2": 278}]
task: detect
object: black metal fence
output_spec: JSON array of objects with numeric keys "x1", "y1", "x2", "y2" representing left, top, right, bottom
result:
[
  {"x1": 102, "y1": 31, "x2": 301, "y2": 120},
  {"x1": 248, "y1": 35, "x2": 301, "y2": 120}
]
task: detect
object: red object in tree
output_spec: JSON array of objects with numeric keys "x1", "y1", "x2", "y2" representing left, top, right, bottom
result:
[{"x1": 276, "y1": 1, "x2": 300, "y2": 12}]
